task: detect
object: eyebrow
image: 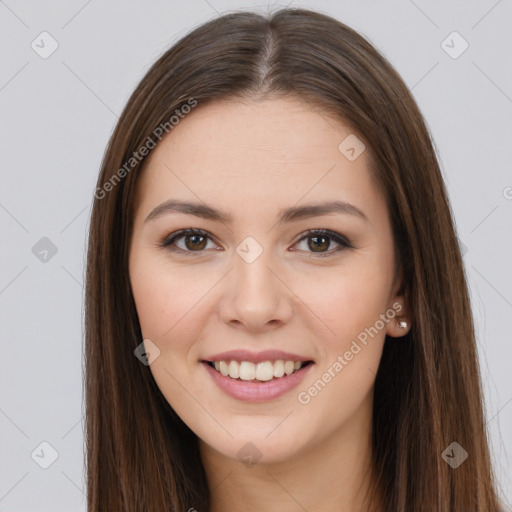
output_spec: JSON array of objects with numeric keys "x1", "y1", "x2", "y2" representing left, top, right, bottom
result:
[{"x1": 144, "y1": 199, "x2": 369, "y2": 225}]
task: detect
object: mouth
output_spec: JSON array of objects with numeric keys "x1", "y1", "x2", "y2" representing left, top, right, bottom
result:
[
  {"x1": 203, "y1": 359, "x2": 314, "y2": 382},
  {"x1": 201, "y1": 358, "x2": 315, "y2": 402}
]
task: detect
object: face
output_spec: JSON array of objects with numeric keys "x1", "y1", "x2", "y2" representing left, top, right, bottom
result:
[{"x1": 128, "y1": 96, "x2": 408, "y2": 467}]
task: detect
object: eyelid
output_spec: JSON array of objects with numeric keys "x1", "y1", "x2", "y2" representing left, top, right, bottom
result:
[{"x1": 160, "y1": 228, "x2": 353, "y2": 256}]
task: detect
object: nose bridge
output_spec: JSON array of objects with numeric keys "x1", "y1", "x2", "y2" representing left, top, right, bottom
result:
[
  {"x1": 233, "y1": 234, "x2": 279, "y2": 299},
  {"x1": 219, "y1": 234, "x2": 292, "y2": 329}
]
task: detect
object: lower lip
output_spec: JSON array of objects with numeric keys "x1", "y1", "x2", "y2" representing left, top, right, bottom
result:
[{"x1": 202, "y1": 361, "x2": 314, "y2": 402}]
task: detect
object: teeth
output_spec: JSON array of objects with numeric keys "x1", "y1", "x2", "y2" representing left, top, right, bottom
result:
[
  {"x1": 219, "y1": 361, "x2": 229, "y2": 377},
  {"x1": 239, "y1": 361, "x2": 255, "y2": 380},
  {"x1": 210, "y1": 359, "x2": 307, "y2": 381},
  {"x1": 228, "y1": 360, "x2": 240, "y2": 379},
  {"x1": 284, "y1": 361, "x2": 294, "y2": 375},
  {"x1": 273, "y1": 360, "x2": 285, "y2": 378},
  {"x1": 255, "y1": 361, "x2": 274, "y2": 381}
]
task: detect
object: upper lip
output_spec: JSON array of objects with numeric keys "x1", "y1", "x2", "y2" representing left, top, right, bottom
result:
[{"x1": 203, "y1": 349, "x2": 313, "y2": 364}]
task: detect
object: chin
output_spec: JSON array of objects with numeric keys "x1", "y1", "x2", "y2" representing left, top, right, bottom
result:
[{"x1": 197, "y1": 417, "x2": 313, "y2": 467}]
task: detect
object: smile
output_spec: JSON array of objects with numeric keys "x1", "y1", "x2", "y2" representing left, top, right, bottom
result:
[
  {"x1": 202, "y1": 359, "x2": 315, "y2": 402},
  {"x1": 207, "y1": 359, "x2": 312, "y2": 381}
]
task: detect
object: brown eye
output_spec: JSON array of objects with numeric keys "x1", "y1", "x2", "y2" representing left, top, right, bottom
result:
[
  {"x1": 307, "y1": 235, "x2": 330, "y2": 252},
  {"x1": 183, "y1": 233, "x2": 207, "y2": 251},
  {"x1": 161, "y1": 228, "x2": 352, "y2": 258},
  {"x1": 161, "y1": 229, "x2": 216, "y2": 254},
  {"x1": 293, "y1": 229, "x2": 352, "y2": 257}
]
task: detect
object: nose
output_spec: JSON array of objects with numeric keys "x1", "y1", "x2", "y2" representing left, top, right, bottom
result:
[{"x1": 217, "y1": 249, "x2": 293, "y2": 333}]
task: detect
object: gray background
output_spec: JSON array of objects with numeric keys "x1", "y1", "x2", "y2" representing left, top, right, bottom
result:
[{"x1": 0, "y1": 0, "x2": 511, "y2": 510}]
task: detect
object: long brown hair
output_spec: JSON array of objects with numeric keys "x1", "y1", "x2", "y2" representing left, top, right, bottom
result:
[{"x1": 84, "y1": 8, "x2": 502, "y2": 511}]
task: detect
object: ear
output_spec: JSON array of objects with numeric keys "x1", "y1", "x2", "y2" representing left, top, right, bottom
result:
[{"x1": 385, "y1": 265, "x2": 411, "y2": 338}]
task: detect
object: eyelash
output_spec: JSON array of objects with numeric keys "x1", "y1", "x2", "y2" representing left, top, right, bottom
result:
[{"x1": 159, "y1": 228, "x2": 353, "y2": 258}]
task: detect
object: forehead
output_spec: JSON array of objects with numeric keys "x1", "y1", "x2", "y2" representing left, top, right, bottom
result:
[{"x1": 134, "y1": 96, "x2": 385, "y2": 226}]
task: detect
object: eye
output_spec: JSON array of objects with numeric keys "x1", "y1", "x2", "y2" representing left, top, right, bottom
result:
[
  {"x1": 160, "y1": 228, "x2": 218, "y2": 255},
  {"x1": 292, "y1": 229, "x2": 353, "y2": 257},
  {"x1": 159, "y1": 228, "x2": 353, "y2": 257}
]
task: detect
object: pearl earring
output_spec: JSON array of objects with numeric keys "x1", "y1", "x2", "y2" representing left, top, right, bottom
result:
[{"x1": 396, "y1": 319, "x2": 408, "y2": 329}]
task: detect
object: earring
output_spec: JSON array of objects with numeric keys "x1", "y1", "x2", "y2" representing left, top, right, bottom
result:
[{"x1": 396, "y1": 319, "x2": 408, "y2": 329}]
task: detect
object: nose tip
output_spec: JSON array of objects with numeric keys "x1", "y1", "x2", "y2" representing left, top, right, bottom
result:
[{"x1": 219, "y1": 250, "x2": 293, "y2": 332}]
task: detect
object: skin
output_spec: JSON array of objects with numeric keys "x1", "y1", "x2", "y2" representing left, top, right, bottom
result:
[{"x1": 128, "y1": 96, "x2": 410, "y2": 512}]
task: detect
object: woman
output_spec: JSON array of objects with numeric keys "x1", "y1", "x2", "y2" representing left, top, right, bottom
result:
[{"x1": 85, "y1": 7, "x2": 504, "y2": 511}]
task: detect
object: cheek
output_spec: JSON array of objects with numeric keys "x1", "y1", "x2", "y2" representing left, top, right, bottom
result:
[
  {"x1": 130, "y1": 254, "x2": 211, "y2": 343},
  {"x1": 291, "y1": 258, "x2": 392, "y2": 349},
  {"x1": 292, "y1": 263, "x2": 391, "y2": 424},
  {"x1": 129, "y1": 257, "x2": 214, "y2": 417},
  {"x1": 294, "y1": 282, "x2": 388, "y2": 437}
]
